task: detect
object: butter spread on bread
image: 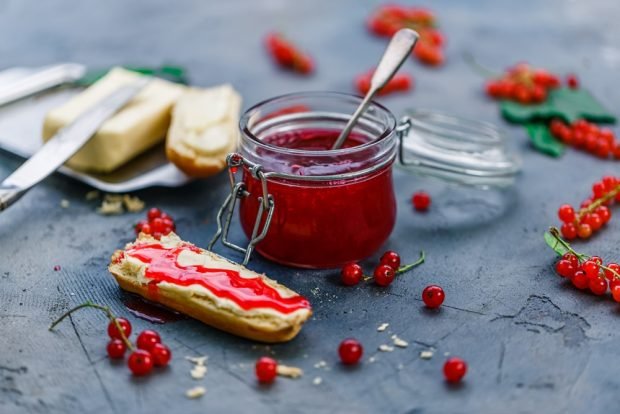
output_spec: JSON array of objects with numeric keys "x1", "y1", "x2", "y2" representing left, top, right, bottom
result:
[
  {"x1": 166, "y1": 85, "x2": 242, "y2": 177},
  {"x1": 109, "y1": 233, "x2": 312, "y2": 343},
  {"x1": 43, "y1": 67, "x2": 186, "y2": 173}
]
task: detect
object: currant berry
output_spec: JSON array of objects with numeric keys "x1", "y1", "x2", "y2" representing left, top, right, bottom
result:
[
  {"x1": 604, "y1": 263, "x2": 620, "y2": 281},
  {"x1": 107, "y1": 318, "x2": 132, "y2": 340},
  {"x1": 592, "y1": 181, "x2": 606, "y2": 199},
  {"x1": 106, "y1": 339, "x2": 126, "y2": 359},
  {"x1": 555, "y1": 260, "x2": 576, "y2": 278},
  {"x1": 612, "y1": 286, "x2": 620, "y2": 302},
  {"x1": 572, "y1": 270, "x2": 588, "y2": 290},
  {"x1": 373, "y1": 264, "x2": 395, "y2": 287},
  {"x1": 422, "y1": 285, "x2": 445, "y2": 308},
  {"x1": 151, "y1": 343, "x2": 172, "y2": 367},
  {"x1": 590, "y1": 256, "x2": 603, "y2": 266},
  {"x1": 561, "y1": 223, "x2": 577, "y2": 240},
  {"x1": 562, "y1": 253, "x2": 579, "y2": 268},
  {"x1": 341, "y1": 263, "x2": 363, "y2": 286},
  {"x1": 255, "y1": 356, "x2": 278, "y2": 383},
  {"x1": 585, "y1": 213, "x2": 603, "y2": 231},
  {"x1": 589, "y1": 277, "x2": 607, "y2": 296},
  {"x1": 140, "y1": 223, "x2": 152, "y2": 235},
  {"x1": 582, "y1": 260, "x2": 600, "y2": 279},
  {"x1": 443, "y1": 357, "x2": 467, "y2": 382},
  {"x1": 596, "y1": 206, "x2": 611, "y2": 224},
  {"x1": 566, "y1": 74, "x2": 579, "y2": 89},
  {"x1": 151, "y1": 218, "x2": 165, "y2": 234},
  {"x1": 577, "y1": 223, "x2": 592, "y2": 239},
  {"x1": 412, "y1": 191, "x2": 431, "y2": 211},
  {"x1": 557, "y1": 204, "x2": 576, "y2": 223},
  {"x1": 338, "y1": 338, "x2": 363, "y2": 365},
  {"x1": 135, "y1": 220, "x2": 148, "y2": 235},
  {"x1": 379, "y1": 251, "x2": 401, "y2": 270},
  {"x1": 147, "y1": 208, "x2": 162, "y2": 221},
  {"x1": 136, "y1": 330, "x2": 161, "y2": 351},
  {"x1": 128, "y1": 350, "x2": 154, "y2": 376}
]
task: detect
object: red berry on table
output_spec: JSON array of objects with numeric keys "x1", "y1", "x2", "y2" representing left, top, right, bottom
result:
[
  {"x1": 577, "y1": 223, "x2": 592, "y2": 239},
  {"x1": 255, "y1": 356, "x2": 278, "y2": 383},
  {"x1": 485, "y1": 81, "x2": 502, "y2": 98},
  {"x1": 562, "y1": 253, "x2": 579, "y2": 268},
  {"x1": 612, "y1": 286, "x2": 620, "y2": 302},
  {"x1": 531, "y1": 85, "x2": 546, "y2": 103},
  {"x1": 413, "y1": 42, "x2": 444, "y2": 66},
  {"x1": 107, "y1": 317, "x2": 132, "y2": 340},
  {"x1": 136, "y1": 330, "x2": 161, "y2": 351},
  {"x1": 592, "y1": 182, "x2": 606, "y2": 199},
  {"x1": 147, "y1": 207, "x2": 162, "y2": 221},
  {"x1": 604, "y1": 263, "x2": 620, "y2": 280},
  {"x1": 338, "y1": 338, "x2": 363, "y2": 365},
  {"x1": 590, "y1": 256, "x2": 603, "y2": 266},
  {"x1": 135, "y1": 220, "x2": 148, "y2": 235},
  {"x1": 422, "y1": 285, "x2": 445, "y2": 308},
  {"x1": 555, "y1": 260, "x2": 576, "y2": 278},
  {"x1": 557, "y1": 204, "x2": 575, "y2": 223},
  {"x1": 380, "y1": 251, "x2": 401, "y2": 270},
  {"x1": 596, "y1": 206, "x2": 611, "y2": 223},
  {"x1": 151, "y1": 343, "x2": 172, "y2": 367},
  {"x1": 128, "y1": 350, "x2": 154, "y2": 376},
  {"x1": 589, "y1": 277, "x2": 607, "y2": 296},
  {"x1": 373, "y1": 264, "x2": 395, "y2": 287},
  {"x1": 582, "y1": 260, "x2": 600, "y2": 279},
  {"x1": 572, "y1": 271, "x2": 589, "y2": 290},
  {"x1": 566, "y1": 74, "x2": 579, "y2": 89},
  {"x1": 341, "y1": 263, "x2": 363, "y2": 286},
  {"x1": 106, "y1": 339, "x2": 126, "y2": 359},
  {"x1": 140, "y1": 223, "x2": 152, "y2": 235},
  {"x1": 443, "y1": 357, "x2": 467, "y2": 382},
  {"x1": 412, "y1": 191, "x2": 431, "y2": 211},
  {"x1": 561, "y1": 223, "x2": 577, "y2": 240},
  {"x1": 585, "y1": 213, "x2": 603, "y2": 231}
]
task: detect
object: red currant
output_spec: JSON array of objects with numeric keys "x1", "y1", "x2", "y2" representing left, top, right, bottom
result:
[
  {"x1": 107, "y1": 318, "x2": 132, "y2": 340},
  {"x1": 557, "y1": 204, "x2": 576, "y2": 223},
  {"x1": 596, "y1": 206, "x2": 611, "y2": 224},
  {"x1": 136, "y1": 330, "x2": 161, "y2": 351},
  {"x1": 592, "y1": 181, "x2": 606, "y2": 199},
  {"x1": 422, "y1": 285, "x2": 445, "y2": 308},
  {"x1": 585, "y1": 213, "x2": 602, "y2": 231},
  {"x1": 373, "y1": 264, "x2": 395, "y2": 287},
  {"x1": 412, "y1": 191, "x2": 431, "y2": 211},
  {"x1": 128, "y1": 350, "x2": 154, "y2": 376},
  {"x1": 151, "y1": 218, "x2": 165, "y2": 234},
  {"x1": 555, "y1": 260, "x2": 576, "y2": 278},
  {"x1": 612, "y1": 286, "x2": 620, "y2": 302},
  {"x1": 589, "y1": 277, "x2": 607, "y2": 295},
  {"x1": 562, "y1": 253, "x2": 579, "y2": 268},
  {"x1": 147, "y1": 208, "x2": 162, "y2": 221},
  {"x1": 572, "y1": 271, "x2": 588, "y2": 289},
  {"x1": 582, "y1": 260, "x2": 600, "y2": 279},
  {"x1": 135, "y1": 220, "x2": 148, "y2": 235},
  {"x1": 140, "y1": 223, "x2": 152, "y2": 235},
  {"x1": 590, "y1": 256, "x2": 603, "y2": 266},
  {"x1": 561, "y1": 223, "x2": 577, "y2": 240},
  {"x1": 566, "y1": 74, "x2": 579, "y2": 89},
  {"x1": 151, "y1": 343, "x2": 172, "y2": 367},
  {"x1": 255, "y1": 356, "x2": 278, "y2": 383},
  {"x1": 379, "y1": 251, "x2": 401, "y2": 270},
  {"x1": 338, "y1": 338, "x2": 363, "y2": 365},
  {"x1": 106, "y1": 339, "x2": 126, "y2": 359},
  {"x1": 604, "y1": 263, "x2": 620, "y2": 280},
  {"x1": 443, "y1": 357, "x2": 467, "y2": 382},
  {"x1": 577, "y1": 223, "x2": 592, "y2": 239},
  {"x1": 341, "y1": 263, "x2": 363, "y2": 286}
]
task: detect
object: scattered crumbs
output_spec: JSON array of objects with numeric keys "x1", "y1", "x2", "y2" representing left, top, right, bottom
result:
[
  {"x1": 97, "y1": 198, "x2": 124, "y2": 215},
  {"x1": 377, "y1": 323, "x2": 389, "y2": 332},
  {"x1": 379, "y1": 344, "x2": 394, "y2": 352},
  {"x1": 85, "y1": 190, "x2": 100, "y2": 200},
  {"x1": 123, "y1": 194, "x2": 145, "y2": 212},
  {"x1": 391, "y1": 334, "x2": 408, "y2": 348},
  {"x1": 314, "y1": 360, "x2": 327, "y2": 369},
  {"x1": 60, "y1": 199, "x2": 70, "y2": 208},
  {"x1": 420, "y1": 350, "x2": 434, "y2": 360},
  {"x1": 312, "y1": 377, "x2": 322, "y2": 385},
  {"x1": 368, "y1": 356, "x2": 376, "y2": 363},
  {"x1": 276, "y1": 364, "x2": 303, "y2": 379},
  {"x1": 191, "y1": 364, "x2": 207, "y2": 380},
  {"x1": 185, "y1": 386, "x2": 206, "y2": 399},
  {"x1": 444, "y1": 352, "x2": 450, "y2": 357},
  {"x1": 310, "y1": 287, "x2": 320, "y2": 296},
  {"x1": 53, "y1": 265, "x2": 61, "y2": 271},
  {"x1": 397, "y1": 363, "x2": 404, "y2": 370}
]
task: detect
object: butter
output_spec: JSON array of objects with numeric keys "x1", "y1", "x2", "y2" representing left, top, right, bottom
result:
[{"x1": 43, "y1": 67, "x2": 186, "y2": 173}]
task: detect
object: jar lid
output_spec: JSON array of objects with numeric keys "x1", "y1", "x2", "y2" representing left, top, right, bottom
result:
[{"x1": 397, "y1": 109, "x2": 521, "y2": 187}]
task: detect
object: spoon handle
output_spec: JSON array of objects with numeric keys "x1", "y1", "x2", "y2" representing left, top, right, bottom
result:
[{"x1": 331, "y1": 29, "x2": 419, "y2": 150}]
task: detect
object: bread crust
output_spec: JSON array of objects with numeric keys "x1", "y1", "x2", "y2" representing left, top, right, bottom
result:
[
  {"x1": 166, "y1": 143, "x2": 227, "y2": 178},
  {"x1": 108, "y1": 234, "x2": 311, "y2": 343}
]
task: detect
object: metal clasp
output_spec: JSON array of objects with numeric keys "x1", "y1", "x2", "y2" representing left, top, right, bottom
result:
[
  {"x1": 208, "y1": 153, "x2": 275, "y2": 265},
  {"x1": 396, "y1": 115, "x2": 412, "y2": 166}
]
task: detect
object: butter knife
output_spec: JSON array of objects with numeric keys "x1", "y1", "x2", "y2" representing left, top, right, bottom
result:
[{"x1": 0, "y1": 77, "x2": 150, "y2": 211}]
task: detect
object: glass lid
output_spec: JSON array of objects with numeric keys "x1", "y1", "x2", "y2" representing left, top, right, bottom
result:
[{"x1": 397, "y1": 109, "x2": 521, "y2": 188}]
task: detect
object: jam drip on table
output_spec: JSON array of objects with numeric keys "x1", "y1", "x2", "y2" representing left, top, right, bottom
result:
[{"x1": 125, "y1": 243, "x2": 311, "y2": 314}]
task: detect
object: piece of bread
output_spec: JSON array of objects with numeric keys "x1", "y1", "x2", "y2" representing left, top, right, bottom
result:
[
  {"x1": 108, "y1": 233, "x2": 312, "y2": 343},
  {"x1": 43, "y1": 67, "x2": 186, "y2": 173},
  {"x1": 166, "y1": 85, "x2": 242, "y2": 177}
]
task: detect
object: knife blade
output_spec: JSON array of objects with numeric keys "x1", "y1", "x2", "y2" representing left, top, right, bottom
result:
[{"x1": 0, "y1": 77, "x2": 150, "y2": 211}]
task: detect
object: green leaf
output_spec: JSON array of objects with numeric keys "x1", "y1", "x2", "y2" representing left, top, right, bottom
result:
[
  {"x1": 525, "y1": 123, "x2": 565, "y2": 157},
  {"x1": 544, "y1": 231, "x2": 569, "y2": 257},
  {"x1": 501, "y1": 87, "x2": 616, "y2": 125}
]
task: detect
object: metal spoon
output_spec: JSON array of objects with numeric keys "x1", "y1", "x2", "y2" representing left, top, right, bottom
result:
[{"x1": 331, "y1": 28, "x2": 419, "y2": 150}]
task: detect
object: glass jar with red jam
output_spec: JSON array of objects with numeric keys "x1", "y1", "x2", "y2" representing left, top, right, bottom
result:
[{"x1": 219, "y1": 92, "x2": 397, "y2": 269}]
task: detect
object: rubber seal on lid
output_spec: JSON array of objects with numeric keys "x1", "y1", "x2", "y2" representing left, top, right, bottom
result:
[{"x1": 397, "y1": 109, "x2": 521, "y2": 188}]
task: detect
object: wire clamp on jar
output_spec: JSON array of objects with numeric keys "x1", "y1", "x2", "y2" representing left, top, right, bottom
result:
[{"x1": 208, "y1": 153, "x2": 275, "y2": 265}]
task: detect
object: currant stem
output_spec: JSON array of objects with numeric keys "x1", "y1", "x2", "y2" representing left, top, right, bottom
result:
[
  {"x1": 361, "y1": 251, "x2": 425, "y2": 282},
  {"x1": 49, "y1": 301, "x2": 134, "y2": 351},
  {"x1": 576, "y1": 183, "x2": 620, "y2": 222}
]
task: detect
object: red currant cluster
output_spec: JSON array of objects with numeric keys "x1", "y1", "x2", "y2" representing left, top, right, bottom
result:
[
  {"x1": 485, "y1": 63, "x2": 561, "y2": 104},
  {"x1": 265, "y1": 32, "x2": 314, "y2": 75},
  {"x1": 50, "y1": 302, "x2": 171, "y2": 376},
  {"x1": 367, "y1": 5, "x2": 445, "y2": 66},
  {"x1": 549, "y1": 229, "x2": 620, "y2": 300},
  {"x1": 550, "y1": 118, "x2": 619, "y2": 159},
  {"x1": 255, "y1": 338, "x2": 466, "y2": 383},
  {"x1": 412, "y1": 191, "x2": 431, "y2": 211},
  {"x1": 355, "y1": 70, "x2": 412, "y2": 97},
  {"x1": 557, "y1": 176, "x2": 618, "y2": 240},
  {"x1": 135, "y1": 207, "x2": 176, "y2": 240},
  {"x1": 340, "y1": 250, "x2": 424, "y2": 287}
]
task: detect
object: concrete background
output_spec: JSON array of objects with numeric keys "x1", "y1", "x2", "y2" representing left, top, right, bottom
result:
[{"x1": 1, "y1": 0, "x2": 620, "y2": 413}]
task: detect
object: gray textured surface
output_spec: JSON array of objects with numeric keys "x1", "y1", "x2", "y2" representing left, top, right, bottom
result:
[{"x1": 1, "y1": 0, "x2": 620, "y2": 413}]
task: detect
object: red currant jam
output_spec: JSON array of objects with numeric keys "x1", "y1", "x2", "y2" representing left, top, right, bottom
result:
[{"x1": 239, "y1": 128, "x2": 396, "y2": 268}]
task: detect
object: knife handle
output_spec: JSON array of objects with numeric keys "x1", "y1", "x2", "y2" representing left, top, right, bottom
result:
[{"x1": 0, "y1": 185, "x2": 25, "y2": 212}]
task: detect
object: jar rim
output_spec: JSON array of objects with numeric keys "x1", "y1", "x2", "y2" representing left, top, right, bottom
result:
[{"x1": 239, "y1": 91, "x2": 397, "y2": 156}]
